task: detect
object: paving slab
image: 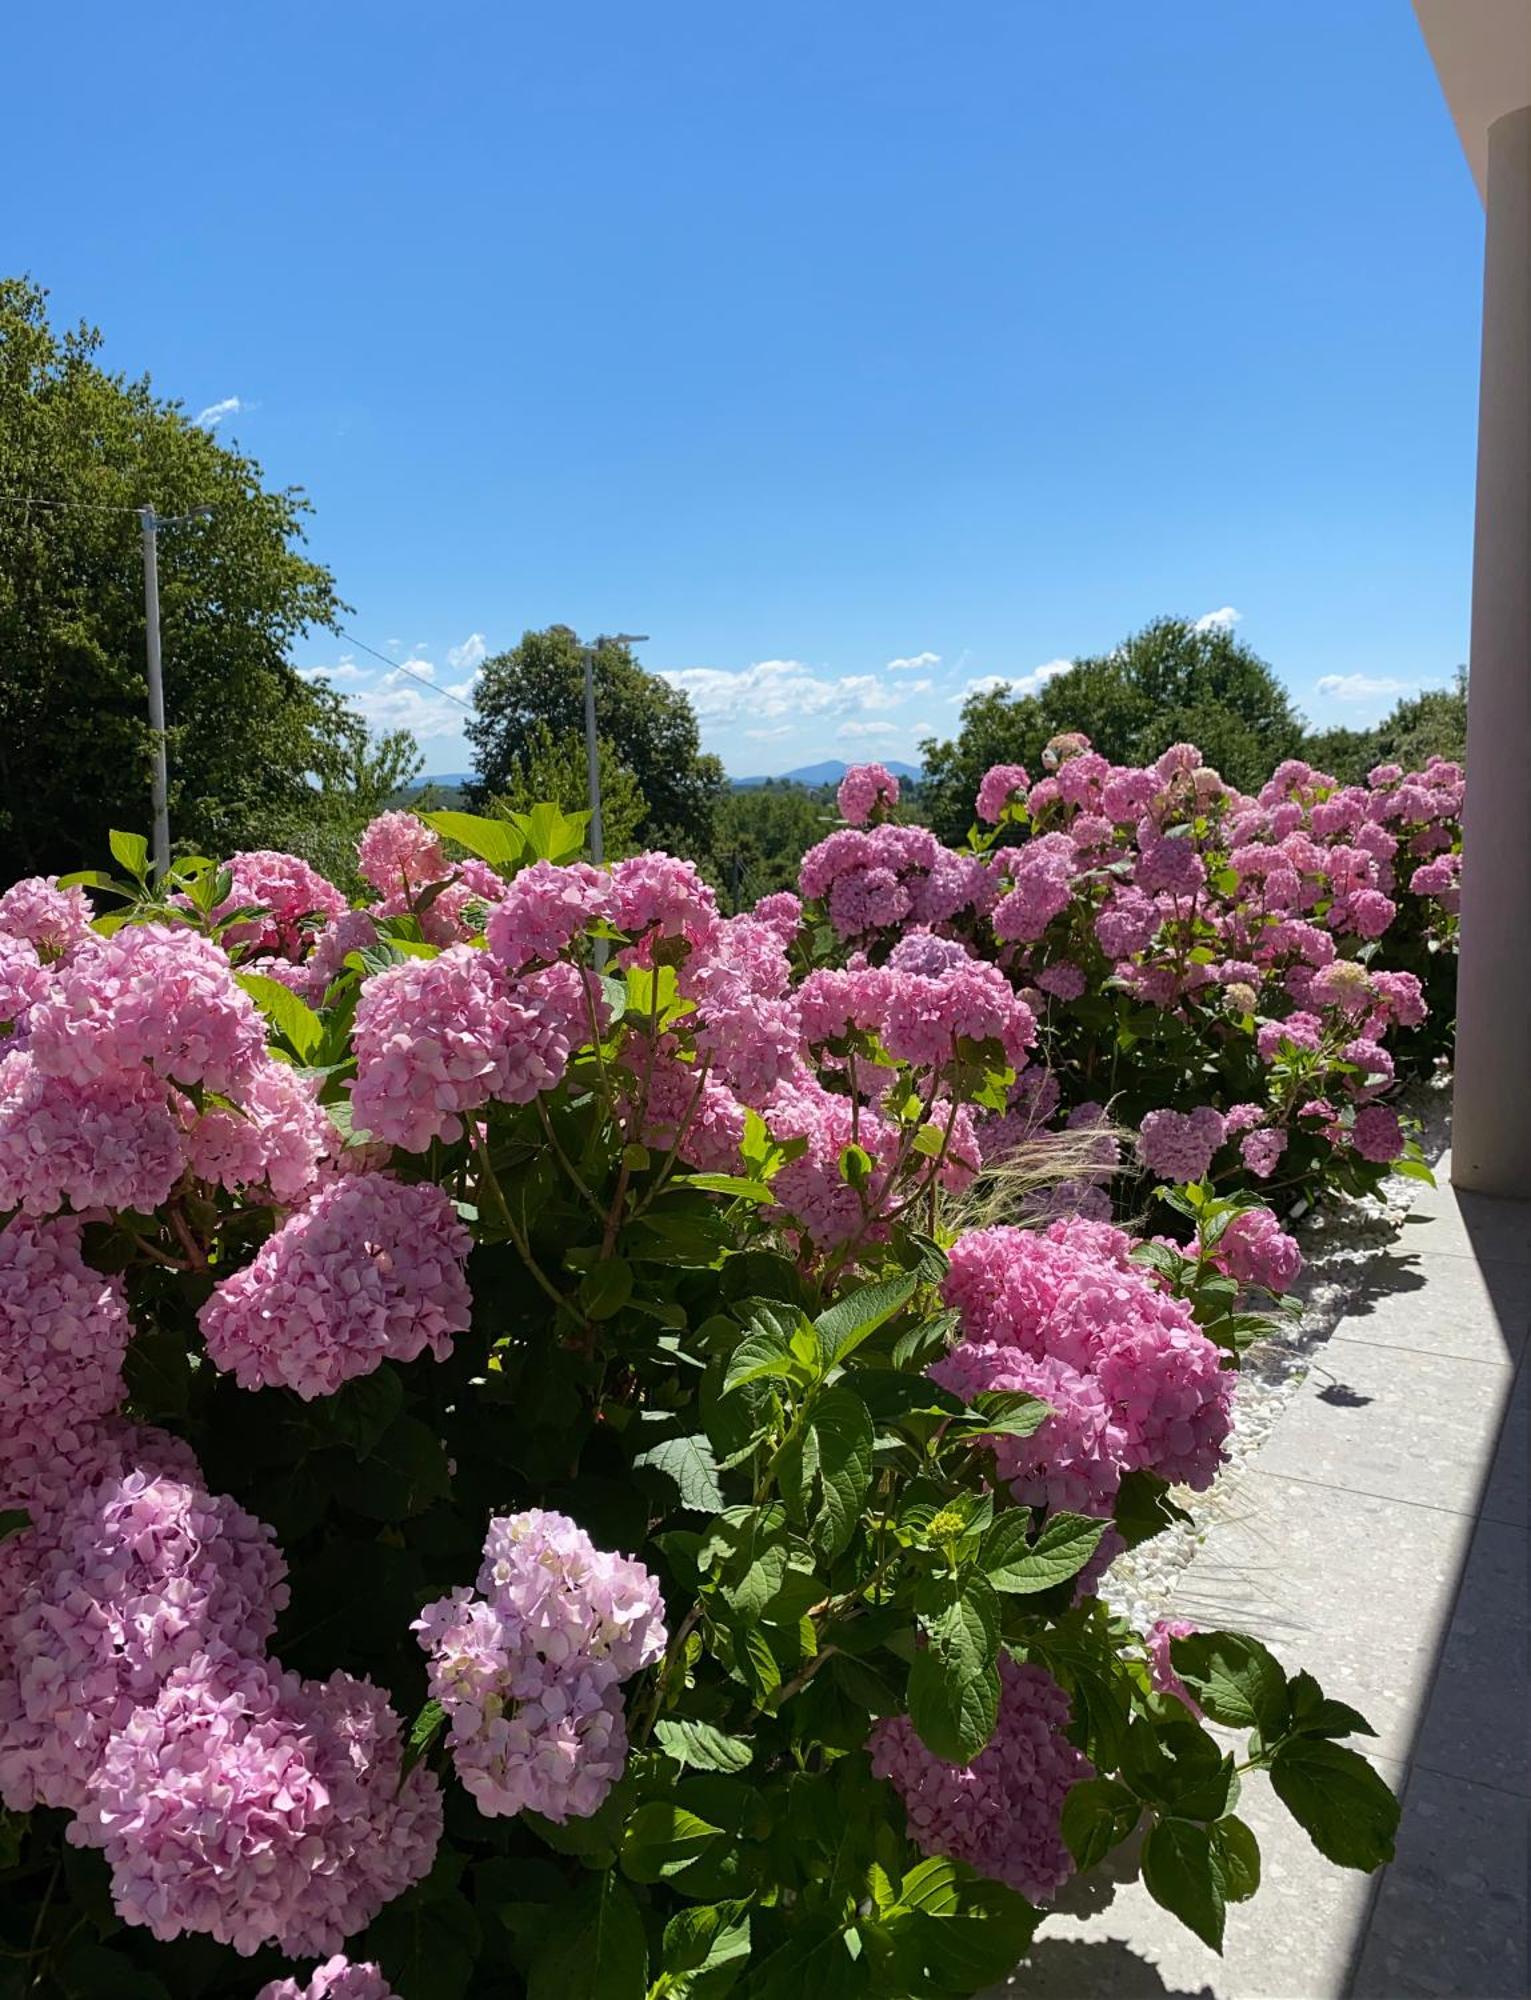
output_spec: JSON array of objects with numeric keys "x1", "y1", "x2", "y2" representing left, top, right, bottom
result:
[
  {"x1": 1256, "y1": 1335, "x2": 1517, "y2": 1518},
  {"x1": 1169, "y1": 1471, "x2": 1475, "y2": 1766},
  {"x1": 1349, "y1": 1766, "x2": 1530, "y2": 2000},
  {"x1": 1412, "y1": 1515, "x2": 1531, "y2": 1798},
  {"x1": 1481, "y1": 1350, "x2": 1528, "y2": 1531},
  {"x1": 994, "y1": 1756, "x2": 1408, "y2": 2000},
  {"x1": 1331, "y1": 1248, "x2": 1531, "y2": 1366},
  {"x1": 1395, "y1": 1192, "x2": 1531, "y2": 1268}
]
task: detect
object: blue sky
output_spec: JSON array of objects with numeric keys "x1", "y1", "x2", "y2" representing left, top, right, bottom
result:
[{"x1": 5, "y1": 2, "x2": 1484, "y2": 776}]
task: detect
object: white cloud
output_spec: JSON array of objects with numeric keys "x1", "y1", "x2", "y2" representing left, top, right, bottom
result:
[
  {"x1": 344, "y1": 678, "x2": 469, "y2": 743},
  {"x1": 947, "y1": 658, "x2": 1073, "y2": 704},
  {"x1": 660, "y1": 659, "x2": 916, "y2": 729},
  {"x1": 193, "y1": 397, "x2": 246, "y2": 429},
  {"x1": 1314, "y1": 673, "x2": 1413, "y2": 703},
  {"x1": 1193, "y1": 605, "x2": 1242, "y2": 633},
  {"x1": 886, "y1": 650, "x2": 940, "y2": 673},
  {"x1": 447, "y1": 632, "x2": 488, "y2": 673},
  {"x1": 387, "y1": 656, "x2": 435, "y2": 683},
  {"x1": 912, "y1": 720, "x2": 935, "y2": 735},
  {"x1": 745, "y1": 724, "x2": 795, "y2": 742},
  {"x1": 301, "y1": 658, "x2": 366, "y2": 685},
  {"x1": 837, "y1": 720, "x2": 901, "y2": 741}
]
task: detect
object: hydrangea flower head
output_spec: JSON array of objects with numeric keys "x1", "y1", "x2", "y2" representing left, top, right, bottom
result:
[
  {"x1": 868, "y1": 1656, "x2": 1092, "y2": 1902},
  {"x1": 976, "y1": 764, "x2": 1030, "y2": 824},
  {"x1": 199, "y1": 1174, "x2": 473, "y2": 1398},
  {"x1": 28, "y1": 924, "x2": 265, "y2": 1096},
  {"x1": 356, "y1": 813, "x2": 448, "y2": 898},
  {"x1": 837, "y1": 762, "x2": 900, "y2": 824}
]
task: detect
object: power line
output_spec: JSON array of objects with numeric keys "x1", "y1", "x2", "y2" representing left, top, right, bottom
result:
[
  {"x1": 331, "y1": 627, "x2": 478, "y2": 712},
  {"x1": 0, "y1": 492, "x2": 154, "y2": 515}
]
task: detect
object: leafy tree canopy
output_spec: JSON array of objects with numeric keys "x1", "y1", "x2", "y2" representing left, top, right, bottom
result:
[
  {"x1": 0, "y1": 276, "x2": 407, "y2": 879},
  {"x1": 708, "y1": 779, "x2": 840, "y2": 908},
  {"x1": 1304, "y1": 669, "x2": 1467, "y2": 783},
  {"x1": 467, "y1": 625, "x2": 725, "y2": 854},
  {"x1": 488, "y1": 720, "x2": 649, "y2": 860},
  {"x1": 919, "y1": 616, "x2": 1307, "y2": 842}
]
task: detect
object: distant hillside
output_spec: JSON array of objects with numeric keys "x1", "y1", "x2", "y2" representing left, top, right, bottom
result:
[{"x1": 732, "y1": 758, "x2": 922, "y2": 791}]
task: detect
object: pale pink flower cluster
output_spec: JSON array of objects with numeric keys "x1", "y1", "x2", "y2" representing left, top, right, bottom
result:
[
  {"x1": 1146, "y1": 1618, "x2": 1202, "y2": 1714},
  {"x1": 799, "y1": 823, "x2": 956, "y2": 942},
  {"x1": 0, "y1": 1214, "x2": 131, "y2": 1442},
  {"x1": 837, "y1": 761, "x2": 900, "y2": 824},
  {"x1": 868, "y1": 1656, "x2": 1092, "y2": 1903},
  {"x1": 350, "y1": 945, "x2": 580, "y2": 1150},
  {"x1": 1214, "y1": 1208, "x2": 1303, "y2": 1294},
  {"x1": 976, "y1": 763, "x2": 1030, "y2": 824},
  {"x1": 0, "y1": 933, "x2": 48, "y2": 1035},
  {"x1": 0, "y1": 874, "x2": 95, "y2": 959},
  {"x1": 0, "y1": 1468, "x2": 287, "y2": 1810},
  {"x1": 258, "y1": 1960, "x2": 399, "y2": 2000},
  {"x1": 1137, "y1": 1106, "x2": 1226, "y2": 1183},
  {"x1": 72, "y1": 1653, "x2": 440, "y2": 1957},
  {"x1": 199, "y1": 1174, "x2": 473, "y2": 1398},
  {"x1": 414, "y1": 1510, "x2": 666, "y2": 1823},
  {"x1": 933, "y1": 1220, "x2": 1234, "y2": 1512},
  {"x1": 28, "y1": 923, "x2": 266, "y2": 1096},
  {"x1": 356, "y1": 812, "x2": 448, "y2": 899},
  {"x1": 207, "y1": 850, "x2": 348, "y2": 959}
]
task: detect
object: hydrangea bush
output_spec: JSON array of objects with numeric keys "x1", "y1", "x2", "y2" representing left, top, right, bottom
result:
[
  {"x1": 0, "y1": 799, "x2": 1409, "y2": 1998},
  {"x1": 798, "y1": 741, "x2": 1458, "y2": 1211}
]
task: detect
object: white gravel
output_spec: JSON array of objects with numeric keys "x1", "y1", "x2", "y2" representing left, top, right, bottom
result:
[{"x1": 1102, "y1": 1076, "x2": 1452, "y2": 1632}]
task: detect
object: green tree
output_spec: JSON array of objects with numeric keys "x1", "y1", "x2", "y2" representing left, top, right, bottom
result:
[
  {"x1": 709, "y1": 779, "x2": 838, "y2": 907},
  {"x1": 258, "y1": 724, "x2": 425, "y2": 893},
  {"x1": 1301, "y1": 669, "x2": 1467, "y2": 782},
  {"x1": 488, "y1": 719, "x2": 648, "y2": 859},
  {"x1": 467, "y1": 625, "x2": 725, "y2": 854},
  {"x1": 0, "y1": 276, "x2": 405, "y2": 878},
  {"x1": 919, "y1": 616, "x2": 1306, "y2": 842}
]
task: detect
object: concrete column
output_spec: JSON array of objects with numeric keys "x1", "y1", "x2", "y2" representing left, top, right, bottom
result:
[{"x1": 1453, "y1": 104, "x2": 1531, "y2": 1196}]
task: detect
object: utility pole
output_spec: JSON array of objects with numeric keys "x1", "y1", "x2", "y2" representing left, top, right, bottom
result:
[
  {"x1": 579, "y1": 631, "x2": 648, "y2": 865},
  {"x1": 139, "y1": 509, "x2": 171, "y2": 879},
  {"x1": 139, "y1": 504, "x2": 212, "y2": 879}
]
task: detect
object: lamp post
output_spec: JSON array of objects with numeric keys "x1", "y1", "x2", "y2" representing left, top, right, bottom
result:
[
  {"x1": 139, "y1": 504, "x2": 212, "y2": 878},
  {"x1": 579, "y1": 632, "x2": 648, "y2": 865}
]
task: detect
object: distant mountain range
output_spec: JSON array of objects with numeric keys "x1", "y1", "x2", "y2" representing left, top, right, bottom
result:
[
  {"x1": 731, "y1": 759, "x2": 923, "y2": 790},
  {"x1": 405, "y1": 759, "x2": 923, "y2": 797}
]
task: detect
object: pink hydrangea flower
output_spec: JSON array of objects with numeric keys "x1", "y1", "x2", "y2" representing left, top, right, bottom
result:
[
  {"x1": 608, "y1": 853, "x2": 717, "y2": 941},
  {"x1": 0, "y1": 934, "x2": 49, "y2": 1035},
  {"x1": 1146, "y1": 1619, "x2": 1202, "y2": 1714},
  {"x1": 868, "y1": 1656, "x2": 1092, "y2": 1903},
  {"x1": 976, "y1": 765, "x2": 1030, "y2": 824},
  {"x1": 1239, "y1": 1128, "x2": 1287, "y2": 1179},
  {"x1": 1216, "y1": 1208, "x2": 1302, "y2": 1293},
  {"x1": 73, "y1": 1653, "x2": 441, "y2": 1957},
  {"x1": 258, "y1": 1961, "x2": 399, "y2": 2000},
  {"x1": 1137, "y1": 1106, "x2": 1226, "y2": 1182},
  {"x1": 993, "y1": 835, "x2": 1076, "y2": 944},
  {"x1": 356, "y1": 813, "x2": 448, "y2": 898},
  {"x1": 837, "y1": 762, "x2": 900, "y2": 824},
  {"x1": 1351, "y1": 1104, "x2": 1404, "y2": 1163},
  {"x1": 27, "y1": 924, "x2": 265, "y2": 1097},
  {"x1": 199, "y1": 1175, "x2": 472, "y2": 1399},
  {"x1": 414, "y1": 1511, "x2": 665, "y2": 1824},
  {"x1": 350, "y1": 945, "x2": 575, "y2": 1151},
  {"x1": 0, "y1": 875, "x2": 95, "y2": 960},
  {"x1": 0, "y1": 1469, "x2": 287, "y2": 1811},
  {"x1": 0, "y1": 1214, "x2": 130, "y2": 1442},
  {"x1": 185, "y1": 1058, "x2": 332, "y2": 1204},
  {"x1": 484, "y1": 860, "x2": 610, "y2": 971},
  {"x1": 207, "y1": 852, "x2": 348, "y2": 959},
  {"x1": 0, "y1": 1050, "x2": 185, "y2": 1215}
]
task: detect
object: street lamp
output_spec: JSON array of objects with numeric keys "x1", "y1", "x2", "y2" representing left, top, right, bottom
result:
[
  {"x1": 580, "y1": 632, "x2": 648, "y2": 865},
  {"x1": 139, "y1": 504, "x2": 213, "y2": 877}
]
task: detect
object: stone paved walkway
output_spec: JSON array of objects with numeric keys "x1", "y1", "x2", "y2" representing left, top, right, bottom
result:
[{"x1": 989, "y1": 1156, "x2": 1530, "y2": 2000}]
